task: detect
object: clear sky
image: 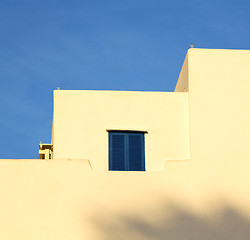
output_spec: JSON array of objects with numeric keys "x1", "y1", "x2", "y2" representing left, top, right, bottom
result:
[{"x1": 0, "y1": 0, "x2": 250, "y2": 159}]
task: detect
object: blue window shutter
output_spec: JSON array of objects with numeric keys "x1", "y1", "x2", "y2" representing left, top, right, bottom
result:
[
  {"x1": 128, "y1": 134, "x2": 145, "y2": 171},
  {"x1": 109, "y1": 131, "x2": 145, "y2": 171},
  {"x1": 109, "y1": 133, "x2": 125, "y2": 170}
]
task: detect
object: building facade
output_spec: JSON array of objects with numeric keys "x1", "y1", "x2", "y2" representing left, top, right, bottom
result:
[{"x1": 1, "y1": 48, "x2": 250, "y2": 240}]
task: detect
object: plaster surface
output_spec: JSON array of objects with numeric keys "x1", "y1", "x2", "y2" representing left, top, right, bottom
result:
[{"x1": 1, "y1": 48, "x2": 250, "y2": 240}]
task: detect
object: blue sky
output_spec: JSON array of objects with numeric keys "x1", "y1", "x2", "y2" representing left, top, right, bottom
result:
[{"x1": 1, "y1": 0, "x2": 250, "y2": 159}]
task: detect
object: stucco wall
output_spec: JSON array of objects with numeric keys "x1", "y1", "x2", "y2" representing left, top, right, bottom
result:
[
  {"x1": 52, "y1": 90, "x2": 190, "y2": 171},
  {"x1": 0, "y1": 159, "x2": 250, "y2": 240},
  {"x1": 187, "y1": 48, "x2": 250, "y2": 170},
  {"x1": 1, "y1": 49, "x2": 250, "y2": 240},
  {"x1": 175, "y1": 53, "x2": 188, "y2": 92}
]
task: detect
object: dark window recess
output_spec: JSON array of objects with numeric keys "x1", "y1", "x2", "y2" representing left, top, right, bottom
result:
[{"x1": 109, "y1": 131, "x2": 145, "y2": 171}]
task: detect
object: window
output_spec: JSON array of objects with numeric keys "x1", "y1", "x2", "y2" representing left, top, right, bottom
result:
[{"x1": 108, "y1": 130, "x2": 146, "y2": 171}]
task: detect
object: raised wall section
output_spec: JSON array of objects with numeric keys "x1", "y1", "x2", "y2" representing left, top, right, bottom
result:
[
  {"x1": 188, "y1": 48, "x2": 250, "y2": 168},
  {"x1": 52, "y1": 90, "x2": 190, "y2": 171},
  {"x1": 175, "y1": 53, "x2": 189, "y2": 92}
]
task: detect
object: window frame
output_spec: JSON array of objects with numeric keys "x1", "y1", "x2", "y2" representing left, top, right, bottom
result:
[{"x1": 108, "y1": 130, "x2": 146, "y2": 171}]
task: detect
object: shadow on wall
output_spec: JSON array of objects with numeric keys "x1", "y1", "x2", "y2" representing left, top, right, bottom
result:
[{"x1": 91, "y1": 202, "x2": 250, "y2": 240}]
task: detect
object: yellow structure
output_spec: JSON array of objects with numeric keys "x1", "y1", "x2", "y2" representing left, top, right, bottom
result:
[
  {"x1": 52, "y1": 90, "x2": 190, "y2": 170},
  {"x1": 1, "y1": 48, "x2": 250, "y2": 240}
]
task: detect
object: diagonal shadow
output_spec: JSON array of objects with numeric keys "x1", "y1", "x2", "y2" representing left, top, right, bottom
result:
[{"x1": 91, "y1": 202, "x2": 250, "y2": 240}]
